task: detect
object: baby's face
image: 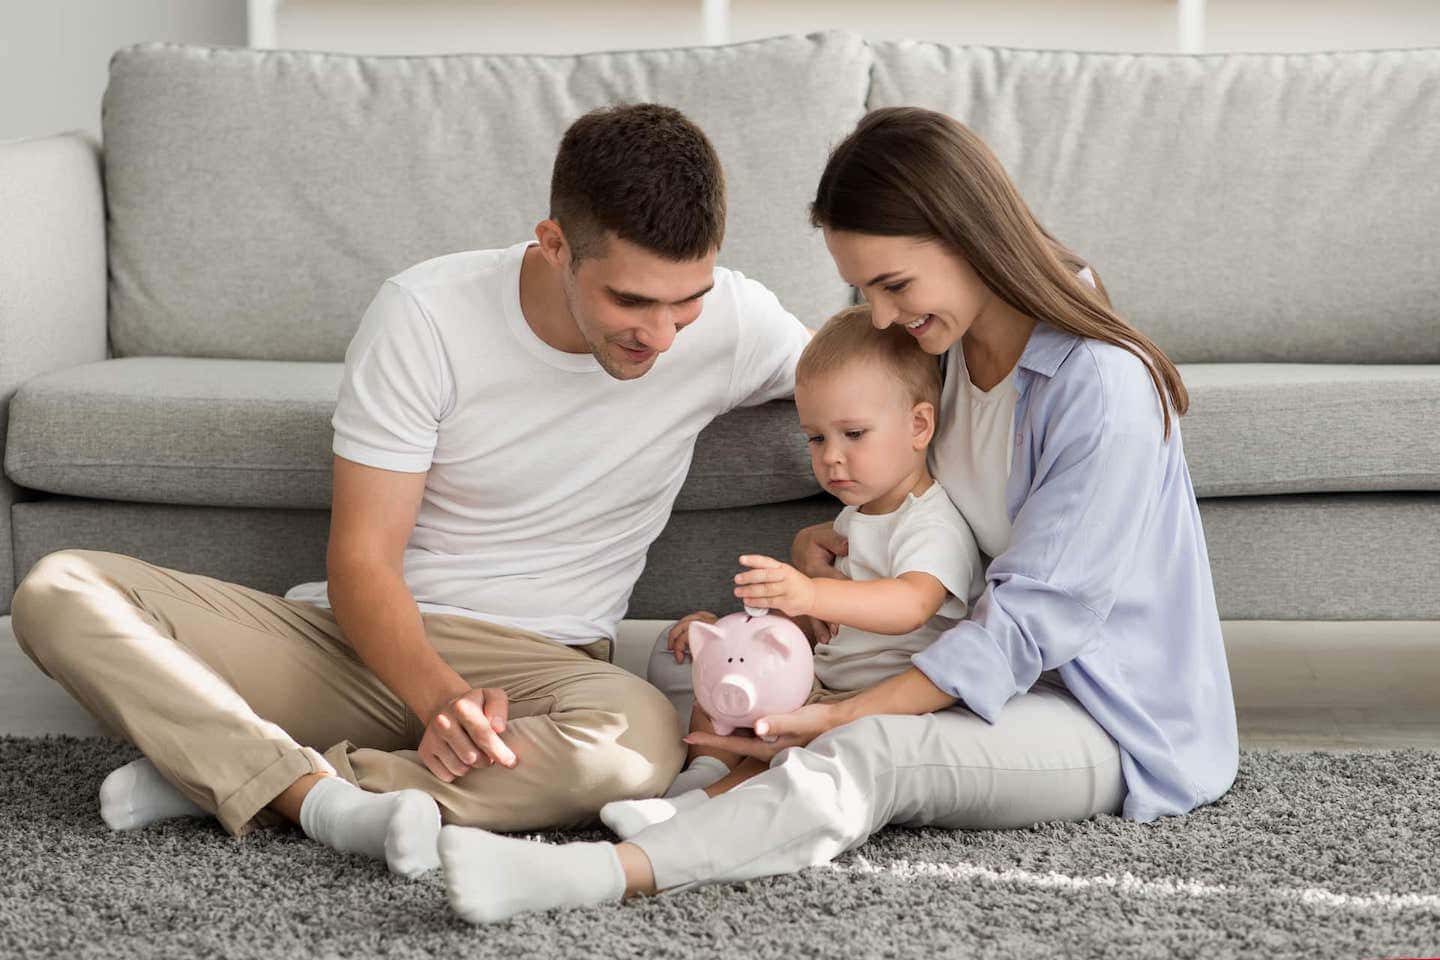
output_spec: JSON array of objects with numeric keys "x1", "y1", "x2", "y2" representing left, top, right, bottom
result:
[{"x1": 795, "y1": 359, "x2": 930, "y2": 508}]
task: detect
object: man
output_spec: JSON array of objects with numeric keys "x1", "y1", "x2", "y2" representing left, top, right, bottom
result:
[{"x1": 11, "y1": 103, "x2": 811, "y2": 878}]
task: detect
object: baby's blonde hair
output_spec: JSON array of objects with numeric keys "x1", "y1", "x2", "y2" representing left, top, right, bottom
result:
[{"x1": 796, "y1": 304, "x2": 941, "y2": 410}]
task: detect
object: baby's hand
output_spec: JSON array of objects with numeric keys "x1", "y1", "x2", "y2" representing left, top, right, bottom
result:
[
  {"x1": 667, "y1": 611, "x2": 718, "y2": 663},
  {"x1": 735, "y1": 554, "x2": 816, "y2": 618}
]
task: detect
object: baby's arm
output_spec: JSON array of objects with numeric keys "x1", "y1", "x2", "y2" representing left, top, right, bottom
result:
[
  {"x1": 811, "y1": 573, "x2": 948, "y2": 636},
  {"x1": 735, "y1": 554, "x2": 948, "y2": 636}
]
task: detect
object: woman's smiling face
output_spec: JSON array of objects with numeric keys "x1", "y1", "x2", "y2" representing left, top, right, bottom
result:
[{"x1": 822, "y1": 229, "x2": 989, "y2": 355}]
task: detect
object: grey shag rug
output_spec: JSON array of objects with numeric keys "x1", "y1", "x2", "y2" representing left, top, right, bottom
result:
[{"x1": 2, "y1": 735, "x2": 1438, "y2": 959}]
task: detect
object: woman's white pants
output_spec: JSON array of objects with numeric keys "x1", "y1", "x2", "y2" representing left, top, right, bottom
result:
[{"x1": 638, "y1": 626, "x2": 1126, "y2": 893}]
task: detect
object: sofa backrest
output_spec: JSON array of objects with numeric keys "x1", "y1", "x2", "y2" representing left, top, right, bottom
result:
[
  {"x1": 102, "y1": 33, "x2": 871, "y2": 361},
  {"x1": 869, "y1": 42, "x2": 1440, "y2": 363}
]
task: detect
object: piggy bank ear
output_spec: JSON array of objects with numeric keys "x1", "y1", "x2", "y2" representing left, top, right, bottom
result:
[
  {"x1": 756, "y1": 627, "x2": 793, "y2": 661},
  {"x1": 689, "y1": 620, "x2": 725, "y2": 658}
]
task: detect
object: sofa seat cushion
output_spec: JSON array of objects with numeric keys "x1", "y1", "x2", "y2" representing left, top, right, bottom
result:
[
  {"x1": 7, "y1": 359, "x2": 1436, "y2": 510},
  {"x1": 1179, "y1": 364, "x2": 1440, "y2": 496},
  {"x1": 2, "y1": 357, "x2": 820, "y2": 510}
]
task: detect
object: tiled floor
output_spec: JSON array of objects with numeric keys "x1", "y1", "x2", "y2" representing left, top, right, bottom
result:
[{"x1": 2, "y1": 615, "x2": 1437, "y2": 750}]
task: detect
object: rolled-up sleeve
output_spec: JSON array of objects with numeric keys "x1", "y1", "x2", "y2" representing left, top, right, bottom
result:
[{"x1": 912, "y1": 345, "x2": 1169, "y2": 722}]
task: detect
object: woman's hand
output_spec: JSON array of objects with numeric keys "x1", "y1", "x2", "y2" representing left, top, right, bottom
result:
[
  {"x1": 791, "y1": 523, "x2": 849, "y2": 580},
  {"x1": 419, "y1": 686, "x2": 516, "y2": 782},
  {"x1": 666, "y1": 610, "x2": 719, "y2": 663},
  {"x1": 735, "y1": 554, "x2": 816, "y2": 618},
  {"x1": 683, "y1": 702, "x2": 845, "y2": 762},
  {"x1": 796, "y1": 614, "x2": 840, "y2": 646}
]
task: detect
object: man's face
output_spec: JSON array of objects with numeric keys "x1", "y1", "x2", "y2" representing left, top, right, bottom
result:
[{"x1": 560, "y1": 235, "x2": 717, "y2": 380}]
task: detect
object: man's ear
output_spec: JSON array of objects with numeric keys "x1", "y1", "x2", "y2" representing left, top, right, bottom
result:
[
  {"x1": 533, "y1": 218, "x2": 570, "y2": 269},
  {"x1": 689, "y1": 620, "x2": 725, "y2": 658},
  {"x1": 912, "y1": 400, "x2": 936, "y2": 450}
]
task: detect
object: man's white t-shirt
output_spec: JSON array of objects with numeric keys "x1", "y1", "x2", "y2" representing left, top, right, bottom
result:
[
  {"x1": 285, "y1": 240, "x2": 812, "y2": 645},
  {"x1": 812, "y1": 483, "x2": 984, "y2": 692}
]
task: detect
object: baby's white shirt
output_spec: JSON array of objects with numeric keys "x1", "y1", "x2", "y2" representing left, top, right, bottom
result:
[{"x1": 813, "y1": 483, "x2": 984, "y2": 692}]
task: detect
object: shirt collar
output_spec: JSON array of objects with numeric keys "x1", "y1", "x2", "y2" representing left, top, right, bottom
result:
[{"x1": 1017, "y1": 321, "x2": 1082, "y2": 379}]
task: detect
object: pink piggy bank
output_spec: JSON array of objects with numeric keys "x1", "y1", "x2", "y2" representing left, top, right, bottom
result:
[{"x1": 689, "y1": 612, "x2": 814, "y2": 736}]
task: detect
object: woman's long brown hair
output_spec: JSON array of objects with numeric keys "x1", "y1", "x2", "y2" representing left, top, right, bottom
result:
[{"x1": 810, "y1": 107, "x2": 1188, "y2": 440}]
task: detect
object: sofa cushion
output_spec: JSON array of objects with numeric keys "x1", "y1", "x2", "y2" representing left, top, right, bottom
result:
[
  {"x1": 868, "y1": 42, "x2": 1440, "y2": 363},
  {"x1": 1180, "y1": 364, "x2": 1440, "y2": 496},
  {"x1": 7, "y1": 358, "x2": 1439, "y2": 508},
  {"x1": 101, "y1": 33, "x2": 872, "y2": 361},
  {"x1": 2, "y1": 358, "x2": 820, "y2": 510}
]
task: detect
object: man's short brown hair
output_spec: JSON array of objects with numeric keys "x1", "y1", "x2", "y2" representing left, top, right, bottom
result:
[
  {"x1": 797, "y1": 305, "x2": 942, "y2": 410},
  {"x1": 550, "y1": 103, "x2": 726, "y2": 264}
]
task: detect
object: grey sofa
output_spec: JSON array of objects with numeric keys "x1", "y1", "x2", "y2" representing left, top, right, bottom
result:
[{"x1": 1, "y1": 32, "x2": 1437, "y2": 628}]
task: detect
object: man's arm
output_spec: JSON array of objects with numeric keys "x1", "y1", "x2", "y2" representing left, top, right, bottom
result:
[{"x1": 325, "y1": 454, "x2": 469, "y2": 725}]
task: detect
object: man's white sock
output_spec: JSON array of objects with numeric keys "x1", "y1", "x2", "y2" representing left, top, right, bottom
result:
[
  {"x1": 297, "y1": 775, "x2": 441, "y2": 879},
  {"x1": 599, "y1": 788, "x2": 709, "y2": 840},
  {"x1": 438, "y1": 825, "x2": 625, "y2": 924},
  {"x1": 99, "y1": 757, "x2": 208, "y2": 831},
  {"x1": 662, "y1": 754, "x2": 730, "y2": 798}
]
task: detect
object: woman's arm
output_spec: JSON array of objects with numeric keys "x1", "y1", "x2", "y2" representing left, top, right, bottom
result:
[
  {"x1": 683, "y1": 665, "x2": 957, "y2": 761},
  {"x1": 831, "y1": 666, "x2": 957, "y2": 723},
  {"x1": 912, "y1": 348, "x2": 1169, "y2": 723}
]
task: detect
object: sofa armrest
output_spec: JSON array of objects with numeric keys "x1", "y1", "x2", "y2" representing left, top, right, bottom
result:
[{"x1": 0, "y1": 131, "x2": 109, "y2": 612}]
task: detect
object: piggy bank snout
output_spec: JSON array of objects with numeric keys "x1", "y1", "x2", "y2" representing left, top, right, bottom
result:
[{"x1": 712, "y1": 674, "x2": 758, "y2": 716}]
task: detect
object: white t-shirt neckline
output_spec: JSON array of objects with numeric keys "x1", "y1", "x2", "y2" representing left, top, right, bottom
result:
[
  {"x1": 500, "y1": 241, "x2": 603, "y2": 374},
  {"x1": 849, "y1": 480, "x2": 945, "y2": 522}
]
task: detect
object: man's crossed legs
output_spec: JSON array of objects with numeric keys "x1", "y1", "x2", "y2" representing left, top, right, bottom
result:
[{"x1": 9, "y1": 549, "x2": 685, "y2": 876}]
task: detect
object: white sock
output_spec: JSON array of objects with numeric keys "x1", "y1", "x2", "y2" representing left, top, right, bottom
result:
[
  {"x1": 438, "y1": 825, "x2": 625, "y2": 924},
  {"x1": 297, "y1": 775, "x2": 442, "y2": 879},
  {"x1": 663, "y1": 755, "x2": 730, "y2": 798},
  {"x1": 99, "y1": 757, "x2": 208, "y2": 831},
  {"x1": 599, "y1": 788, "x2": 709, "y2": 840}
]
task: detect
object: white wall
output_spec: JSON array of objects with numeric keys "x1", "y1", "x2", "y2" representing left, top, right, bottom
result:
[
  {"x1": 0, "y1": 0, "x2": 247, "y2": 143},
  {"x1": 4, "y1": 0, "x2": 1438, "y2": 143},
  {"x1": 273, "y1": 0, "x2": 1440, "y2": 55}
]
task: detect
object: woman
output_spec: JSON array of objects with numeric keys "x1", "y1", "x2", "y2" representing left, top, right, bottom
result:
[{"x1": 435, "y1": 107, "x2": 1238, "y2": 924}]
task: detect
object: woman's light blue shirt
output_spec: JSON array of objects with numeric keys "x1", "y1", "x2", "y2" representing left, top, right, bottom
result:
[{"x1": 913, "y1": 322, "x2": 1239, "y2": 823}]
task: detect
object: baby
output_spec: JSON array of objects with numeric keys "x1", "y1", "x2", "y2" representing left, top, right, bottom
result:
[{"x1": 601, "y1": 304, "x2": 983, "y2": 839}]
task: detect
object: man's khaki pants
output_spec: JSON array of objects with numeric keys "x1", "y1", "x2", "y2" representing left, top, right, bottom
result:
[{"x1": 10, "y1": 549, "x2": 685, "y2": 839}]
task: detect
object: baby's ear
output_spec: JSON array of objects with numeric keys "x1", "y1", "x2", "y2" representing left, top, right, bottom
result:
[
  {"x1": 912, "y1": 400, "x2": 936, "y2": 449},
  {"x1": 689, "y1": 620, "x2": 725, "y2": 657},
  {"x1": 756, "y1": 627, "x2": 794, "y2": 661}
]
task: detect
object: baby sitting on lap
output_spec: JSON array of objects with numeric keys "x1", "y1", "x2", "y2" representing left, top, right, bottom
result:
[{"x1": 601, "y1": 304, "x2": 983, "y2": 839}]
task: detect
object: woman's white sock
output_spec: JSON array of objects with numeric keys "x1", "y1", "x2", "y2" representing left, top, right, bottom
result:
[
  {"x1": 438, "y1": 825, "x2": 625, "y2": 924},
  {"x1": 662, "y1": 754, "x2": 730, "y2": 798},
  {"x1": 297, "y1": 775, "x2": 441, "y2": 879},
  {"x1": 599, "y1": 788, "x2": 709, "y2": 840},
  {"x1": 99, "y1": 757, "x2": 207, "y2": 830}
]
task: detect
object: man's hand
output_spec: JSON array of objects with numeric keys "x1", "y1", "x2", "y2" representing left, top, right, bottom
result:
[
  {"x1": 666, "y1": 610, "x2": 719, "y2": 663},
  {"x1": 419, "y1": 686, "x2": 515, "y2": 782},
  {"x1": 735, "y1": 554, "x2": 817, "y2": 618},
  {"x1": 791, "y1": 523, "x2": 849, "y2": 580}
]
